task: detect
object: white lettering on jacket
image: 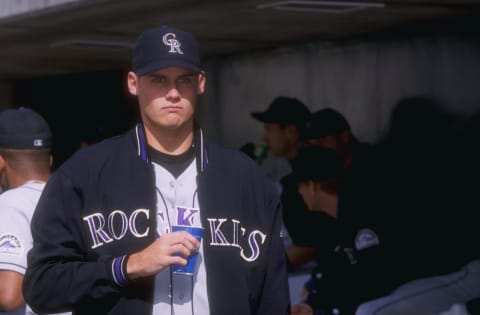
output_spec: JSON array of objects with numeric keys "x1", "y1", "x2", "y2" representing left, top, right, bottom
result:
[
  {"x1": 83, "y1": 209, "x2": 150, "y2": 249},
  {"x1": 207, "y1": 218, "x2": 266, "y2": 262},
  {"x1": 83, "y1": 211, "x2": 267, "y2": 262}
]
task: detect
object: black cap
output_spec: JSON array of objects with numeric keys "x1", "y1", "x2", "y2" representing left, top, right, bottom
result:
[
  {"x1": 304, "y1": 108, "x2": 350, "y2": 140},
  {"x1": 133, "y1": 25, "x2": 202, "y2": 75},
  {"x1": 251, "y1": 97, "x2": 310, "y2": 127},
  {"x1": 291, "y1": 146, "x2": 344, "y2": 182},
  {"x1": 0, "y1": 107, "x2": 52, "y2": 149}
]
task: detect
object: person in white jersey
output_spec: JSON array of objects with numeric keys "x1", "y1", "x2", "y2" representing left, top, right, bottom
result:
[
  {"x1": 23, "y1": 25, "x2": 290, "y2": 315},
  {"x1": 0, "y1": 107, "x2": 69, "y2": 315}
]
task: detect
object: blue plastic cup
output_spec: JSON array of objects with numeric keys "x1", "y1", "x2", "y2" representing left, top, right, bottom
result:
[{"x1": 171, "y1": 225, "x2": 203, "y2": 275}]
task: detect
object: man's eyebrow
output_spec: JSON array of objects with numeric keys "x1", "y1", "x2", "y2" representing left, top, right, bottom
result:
[
  {"x1": 147, "y1": 74, "x2": 166, "y2": 79},
  {"x1": 146, "y1": 73, "x2": 196, "y2": 79},
  {"x1": 179, "y1": 72, "x2": 196, "y2": 78}
]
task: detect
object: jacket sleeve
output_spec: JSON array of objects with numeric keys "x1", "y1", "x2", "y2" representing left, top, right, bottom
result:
[
  {"x1": 22, "y1": 171, "x2": 122, "y2": 314},
  {"x1": 257, "y1": 190, "x2": 291, "y2": 314}
]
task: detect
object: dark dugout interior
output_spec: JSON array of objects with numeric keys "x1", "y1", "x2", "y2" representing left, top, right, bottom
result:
[{"x1": 12, "y1": 70, "x2": 139, "y2": 170}]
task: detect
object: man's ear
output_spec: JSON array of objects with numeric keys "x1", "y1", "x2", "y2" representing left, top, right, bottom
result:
[
  {"x1": 197, "y1": 72, "x2": 206, "y2": 95},
  {"x1": 127, "y1": 71, "x2": 139, "y2": 96},
  {"x1": 0, "y1": 155, "x2": 6, "y2": 171}
]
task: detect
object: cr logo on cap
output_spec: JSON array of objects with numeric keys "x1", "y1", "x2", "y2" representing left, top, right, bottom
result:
[
  {"x1": 33, "y1": 139, "x2": 44, "y2": 147},
  {"x1": 162, "y1": 33, "x2": 184, "y2": 54}
]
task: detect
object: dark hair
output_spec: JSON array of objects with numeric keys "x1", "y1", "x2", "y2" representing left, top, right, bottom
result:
[{"x1": 0, "y1": 148, "x2": 51, "y2": 176}]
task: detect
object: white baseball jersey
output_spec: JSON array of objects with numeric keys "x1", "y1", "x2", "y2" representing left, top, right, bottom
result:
[
  {"x1": 152, "y1": 159, "x2": 210, "y2": 315},
  {"x1": 0, "y1": 181, "x2": 43, "y2": 315},
  {"x1": 0, "y1": 182, "x2": 71, "y2": 315},
  {"x1": 0, "y1": 181, "x2": 43, "y2": 276}
]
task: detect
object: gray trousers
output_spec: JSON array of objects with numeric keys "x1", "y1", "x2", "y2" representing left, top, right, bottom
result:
[{"x1": 355, "y1": 259, "x2": 480, "y2": 315}]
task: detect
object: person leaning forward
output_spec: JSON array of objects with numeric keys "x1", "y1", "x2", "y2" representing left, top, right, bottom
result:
[{"x1": 22, "y1": 25, "x2": 290, "y2": 315}]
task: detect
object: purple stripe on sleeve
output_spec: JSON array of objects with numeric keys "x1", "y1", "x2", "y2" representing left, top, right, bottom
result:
[{"x1": 112, "y1": 256, "x2": 128, "y2": 286}]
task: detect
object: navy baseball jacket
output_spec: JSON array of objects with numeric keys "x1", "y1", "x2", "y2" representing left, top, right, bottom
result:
[{"x1": 23, "y1": 125, "x2": 290, "y2": 315}]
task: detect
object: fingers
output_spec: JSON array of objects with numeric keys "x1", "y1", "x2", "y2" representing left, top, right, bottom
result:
[
  {"x1": 291, "y1": 304, "x2": 302, "y2": 315},
  {"x1": 127, "y1": 229, "x2": 202, "y2": 279},
  {"x1": 290, "y1": 303, "x2": 313, "y2": 315},
  {"x1": 167, "y1": 231, "x2": 201, "y2": 257},
  {"x1": 170, "y1": 242, "x2": 195, "y2": 259},
  {"x1": 167, "y1": 254, "x2": 188, "y2": 267},
  {"x1": 153, "y1": 231, "x2": 200, "y2": 263}
]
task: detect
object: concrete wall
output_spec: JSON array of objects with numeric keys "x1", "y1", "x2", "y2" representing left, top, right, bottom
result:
[
  {"x1": 198, "y1": 33, "x2": 480, "y2": 150},
  {"x1": 7, "y1": 25, "x2": 480, "y2": 156},
  {"x1": 0, "y1": 0, "x2": 81, "y2": 19}
]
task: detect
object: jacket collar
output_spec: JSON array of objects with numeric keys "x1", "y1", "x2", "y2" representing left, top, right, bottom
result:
[{"x1": 134, "y1": 123, "x2": 208, "y2": 173}]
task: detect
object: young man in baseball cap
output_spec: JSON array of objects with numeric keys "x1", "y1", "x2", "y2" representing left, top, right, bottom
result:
[
  {"x1": 23, "y1": 26, "x2": 290, "y2": 315},
  {"x1": 0, "y1": 107, "x2": 51, "y2": 315},
  {"x1": 303, "y1": 108, "x2": 359, "y2": 168},
  {"x1": 0, "y1": 107, "x2": 68, "y2": 315},
  {"x1": 251, "y1": 96, "x2": 310, "y2": 160},
  {"x1": 252, "y1": 99, "x2": 327, "y2": 272}
]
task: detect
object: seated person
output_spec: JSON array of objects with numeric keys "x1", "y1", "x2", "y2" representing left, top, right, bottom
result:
[
  {"x1": 251, "y1": 97, "x2": 319, "y2": 269},
  {"x1": 290, "y1": 146, "x2": 395, "y2": 315},
  {"x1": 290, "y1": 146, "x2": 480, "y2": 315},
  {"x1": 281, "y1": 108, "x2": 378, "y2": 272}
]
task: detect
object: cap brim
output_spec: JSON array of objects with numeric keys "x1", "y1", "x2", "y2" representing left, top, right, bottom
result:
[
  {"x1": 0, "y1": 133, "x2": 52, "y2": 149},
  {"x1": 251, "y1": 112, "x2": 277, "y2": 123},
  {"x1": 135, "y1": 60, "x2": 202, "y2": 75}
]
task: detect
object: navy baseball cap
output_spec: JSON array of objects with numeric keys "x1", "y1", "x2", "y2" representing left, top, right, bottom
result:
[
  {"x1": 304, "y1": 108, "x2": 350, "y2": 140},
  {"x1": 291, "y1": 146, "x2": 344, "y2": 182},
  {"x1": 0, "y1": 107, "x2": 52, "y2": 149},
  {"x1": 251, "y1": 97, "x2": 310, "y2": 127},
  {"x1": 133, "y1": 25, "x2": 202, "y2": 75}
]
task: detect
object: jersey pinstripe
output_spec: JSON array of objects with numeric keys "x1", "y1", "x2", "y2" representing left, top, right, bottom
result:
[{"x1": 152, "y1": 159, "x2": 210, "y2": 315}]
